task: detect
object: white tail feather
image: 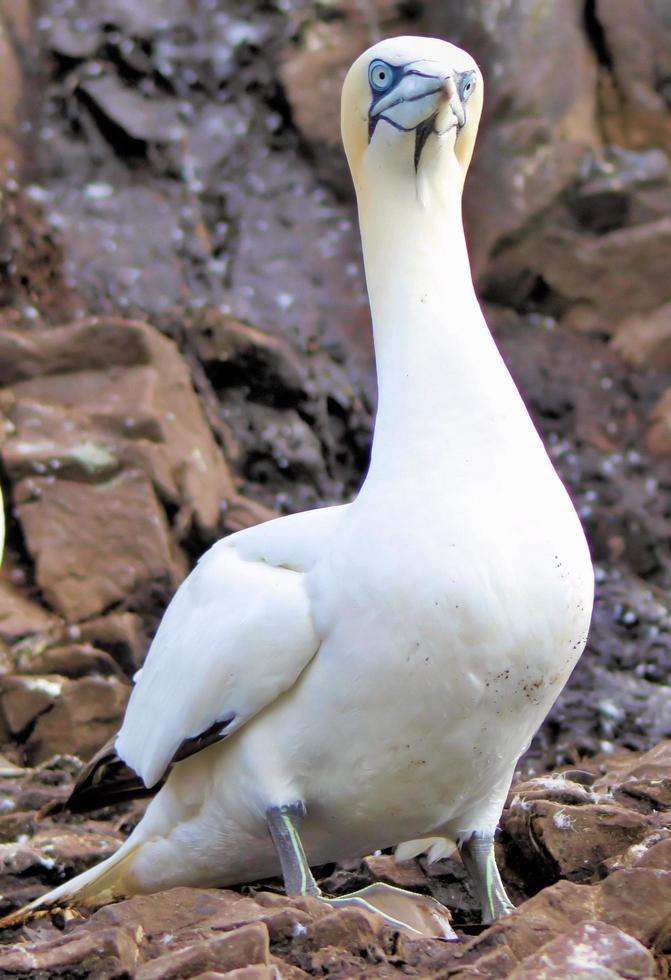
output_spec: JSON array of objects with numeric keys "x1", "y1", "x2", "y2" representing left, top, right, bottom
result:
[{"x1": 0, "y1": 840, "x2": 140, "y2": 928}]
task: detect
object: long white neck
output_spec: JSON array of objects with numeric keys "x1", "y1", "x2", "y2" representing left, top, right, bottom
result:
[{"x1": 356, "y1": 155, "x2": 543, "y2": 487}]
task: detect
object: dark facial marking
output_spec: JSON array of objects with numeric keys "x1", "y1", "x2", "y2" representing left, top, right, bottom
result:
[{"x1": 414, "y1": 112, "x2": 437, "y2": 171}]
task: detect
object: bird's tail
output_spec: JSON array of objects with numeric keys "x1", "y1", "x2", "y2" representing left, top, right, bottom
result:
[{"x1": 0, "y1": 840, "x2": 140, "y2": 928}]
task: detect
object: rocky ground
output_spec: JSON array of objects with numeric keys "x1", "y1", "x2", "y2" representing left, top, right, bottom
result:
[{"x1": 0, "y1": 0, "x2": 670, "y2": 976}]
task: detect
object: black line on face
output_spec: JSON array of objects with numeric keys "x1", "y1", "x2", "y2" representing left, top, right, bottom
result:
[
  {"x1": 414, "y1": 113, "x2": 437, "y2": 171},
  {"x1": 368, "y1": 87, "x2": 443, "y2": 143}
]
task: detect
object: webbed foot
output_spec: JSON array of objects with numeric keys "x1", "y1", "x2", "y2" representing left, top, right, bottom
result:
[
  {"x1": 266, "y1": 804, "x2": 456, "y2": 939},
  {"x1": 324, "y1": 882, "x2": 456, "y2": 939}
]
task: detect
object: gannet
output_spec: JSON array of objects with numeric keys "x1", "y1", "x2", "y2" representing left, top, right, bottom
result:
[{"x1": 2, "y1": 36, "x2": 593, "y2": 938}]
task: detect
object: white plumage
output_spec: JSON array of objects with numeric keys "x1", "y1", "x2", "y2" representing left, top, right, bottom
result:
[{"x1": 5, "y1": 35, "x2": 593, "y2": 932}]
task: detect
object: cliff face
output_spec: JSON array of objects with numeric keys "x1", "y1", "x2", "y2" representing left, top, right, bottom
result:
[{"x1": 0, "y1": 1, "x2": 670, "y2": 974}]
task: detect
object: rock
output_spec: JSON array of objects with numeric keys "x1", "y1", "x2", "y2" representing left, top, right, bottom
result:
[
  {"x1": 507, "y1": 920, "x2": 655, "y2": 979},
  {"x1": 135, "y1": 923, "x2": 270, "y2": 980},
  {"x1": 484, "y1": 209, "x2": 671, "y2": 330},
  {"x1": 425, "y1": 2, "x2": 671, "y2": 328},
  {"x1": 0, "y1": 675, "x2": 58, "y2": 735},
  {"x1": 93, "y1": 887, "x2": 281, "y2": 940},
  {"x1": 504, "y1": 798, "x2": 652, "y2": 881},
  {"x1": 0, "y1": 825, "x2": 120, "y2": 882},
  {"x1": 280, "y1": 1, "x2": 671, "y2": 328},
  {"x1": 593, "y1": 740, "x2": 671, "y2": 810},
  {"x1": 612, "y1": 302, "x2": 671, "y2": 369},
  {"x1": 605, "y1": 833, "x2": 671, "y2": 873},
  {"x1": 0, "y1": 317, "x2": 244, "y2": 621},
  {"x1": 204, "y1": 968, "x2": 276, "y2": 980},
  {"x1": 0, "y1": 0, "x2": 31, "y2": 173},
  {"x1": 294, "y1": 907, "x2": 384, "y2": 954},
  {"x1": 15, "y1": 470, "x2": 182, "y2": 623},
  {"x1": 29, "y1": 826, "x2": 123, "y2": 877},
  {"x1": 426, "y1": 0, "x2": 598, "y2": 280},
  {"x1": 556, "y1": 219, "x2": 671, "y2": 329},
  {"x1": 278, "y1": 0, "x2": 419, "y2": 192},
  {"x1": 16, "y1": 643, "x2": 124, "y2": 679},
  {"x1": 647, "y1": 389, "x2": 671, "y2": 456},
  {"x1": 566, "y1": 148, "x2": 671, "y2": 234},
  {"x1": 595, "y1": 0, "x2": 671, "y2": 155},
  {"x1": 0, "y1": 924, "x2": 140, "y2": 976},
  {"x1": 594, "y1": 868, "x2": 671, "y2": 947},
  {"x1": 0, "y1": 840, "x2": 52, "y2": 876},
  {"x1": 0, "y1": 577, "x2": 57, "y2": 641},
  {"x1": 191, "y1": 315, "x2": 306, "y2": 409},
  {"x1": 457, "y1": 868, "x2": 671, "y2": 975},
  {"x1": 20, "y1": 675, "x2": 129, "y2": 764},
  {"x1": 38, "y1": 676, "x2": 127, "y2": 762},
  {"x1": 78, "y1": 74, "x2": 186, "y2": 146},
  {"x1": 362, "y1": 854, "x2": 428, "y2": 890}
]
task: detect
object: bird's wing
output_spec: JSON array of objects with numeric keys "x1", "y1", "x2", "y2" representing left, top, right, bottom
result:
[{"x1": 115, "y1": 504, "x2": 348, "y2": 789}]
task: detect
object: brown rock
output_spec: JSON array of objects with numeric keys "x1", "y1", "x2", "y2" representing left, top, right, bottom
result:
[
  {"x1": 278, "y1": 0, "x2": 417, "y2": 191},
  {"x1": 631, "y1": 836, "x2": 671, "y2": 870},
  {"x1": 594, "y1": 740, "x2": 671, "y2": 809},
  {"x1": 0, "y1": 577, "x2": 58, "y2": 641},
  {"x1": 0, "y1": 924, "x2": 140, "y2": 976},
  {"x1": 193, "y1": 970, "x2": 275, "y2": 980},
  {"x1": 363, "y1": 854, "x2": 428, "y2": 890},
  {"x1": 0, "y1": 840, "x2": 51, "y2": 876},
  {"x1": 612, "y1": 302, "x2": 671, "y2": 369},
  {"x1": 596, "y1": 0, "x2": 671, "y2": 155},
  {"x1": 0, "y1": 317, "x2": 247, "y2": 621},
  {"x1": 508, "y1": 920, "x2": 655, "y2": 979},
  {"x1": 93, "y1": 887, "x2": 277, "y2": 941},
  {"x1": 30, "y1": 826, "x2": 122, "y2": 877},
  {"x1": 604, "y1": 833, "x2": 671, "y2": 873},
  {"x1": 0, "y1": 1, "x2": 31, "y2": 173},
  {"x1": 579, "y1": 869, "x2": 666, "y2": 945},
  {"x1": 77, "y1": 611, "x2": 148, "y2": 674},
  {"x1": 25, "y1": 674, "x2": 129, "y2": 763},
  {"x1": 192, "y1": 315, "x2": 306, "y2": 408},
  {"x1": 426, "y1": 0, "x2": 598, "y2": 280},
  {"x1": 295, "y1": 906, "x2": 383, "y2": 954},
  {"x1": 505, "y1": 798, "x2": 652, "y2": 881},
  {"x1": 486, "y1": 213, "x2": 671, "y2": 331},
  {"x1": 136, "y1": 922, "x2": 270, "y2": 980},
  {"x1": 14, "y1": 470, "x2": 182, "y2": 622},
  {"x1": 17, "y1": 643, "x2": 123, "y2": 679},
  {"x1": 647, "y1": 389, "x2": 671, "y2": 456},
  {"x1": 79, "y1": 74, "x2": 186, "y2": 146},
  {"x1": 509, "y1": 773, "x2": 599, "y2": 806},
  {"x1": 0, "y1": 674, "x2": 58, "y2": 734}
]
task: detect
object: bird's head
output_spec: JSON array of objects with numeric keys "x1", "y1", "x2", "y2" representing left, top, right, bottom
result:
[{"x1": 341, "y1": 36, "x2": 483, "y2": 198}]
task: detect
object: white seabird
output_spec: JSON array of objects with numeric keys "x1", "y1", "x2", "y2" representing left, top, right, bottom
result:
[{"x1": 2, "y1": 36, "x2": 593, "y2": 937}]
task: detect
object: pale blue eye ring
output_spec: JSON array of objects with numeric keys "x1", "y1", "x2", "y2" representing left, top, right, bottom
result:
[
  {"x1": 459, "y1": 71, "x2": 477, "y2": 103},
  {"x1": 369, "y1": 60, "x2": 394, "y2": 93}
]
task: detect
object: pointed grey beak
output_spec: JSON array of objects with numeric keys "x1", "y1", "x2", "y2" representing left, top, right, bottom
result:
[{"x1": 370, "y1": 68, "x2": 465, "y2": 133}]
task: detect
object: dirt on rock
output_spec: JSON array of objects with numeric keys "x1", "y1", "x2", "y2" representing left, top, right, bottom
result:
[{"x1": 0, "y1": 0, "x2": 670, "y2": 977}]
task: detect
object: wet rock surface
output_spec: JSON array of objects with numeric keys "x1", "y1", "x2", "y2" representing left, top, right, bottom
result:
[{"x1": 0, "y1": 0, "x2": 670, "y2": 976}]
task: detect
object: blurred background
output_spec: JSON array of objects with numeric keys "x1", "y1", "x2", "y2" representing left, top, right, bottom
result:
[{"x1": 0, "y1": 0, "x2": 670, "y2": 846}]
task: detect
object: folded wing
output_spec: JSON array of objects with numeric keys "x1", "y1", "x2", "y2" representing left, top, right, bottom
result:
[{"x1": 115, "y1": 506, "x2": 347, "y2": 788}]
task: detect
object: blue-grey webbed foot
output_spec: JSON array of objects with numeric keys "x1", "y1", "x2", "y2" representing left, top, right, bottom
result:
[
  {"x1": 266, "y1": 804, "x2": 456, "y2": 940},
  {"x1": 325, "y1": 882, "x2": 457, "y2": 939},
  {"x1": 458, "y1": 830, "x2": 515, "y2": 925}
]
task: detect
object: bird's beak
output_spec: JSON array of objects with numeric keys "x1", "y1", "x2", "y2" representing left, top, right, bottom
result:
[{"x1": 370, "y1": 66, "x2": 467, "y2": 135}]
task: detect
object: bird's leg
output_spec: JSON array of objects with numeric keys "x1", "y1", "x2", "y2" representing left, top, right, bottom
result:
[
  {"x1": 266, "y1": 803, "x2": 456, "y2": 940},
  {"x1": 458, "y1": 830, "x2": 515, "y2": 924},
  {"x1": 266, "y1": 802, "x2": 321, "y2": 898}
]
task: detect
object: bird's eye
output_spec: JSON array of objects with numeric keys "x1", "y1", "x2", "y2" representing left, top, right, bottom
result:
[
  {"x1": 459, "y1": 71, "x2": 477, "y2": 103},
  {"x1": 369, "y1": 60, "x2": 394, "y2": 93}
]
